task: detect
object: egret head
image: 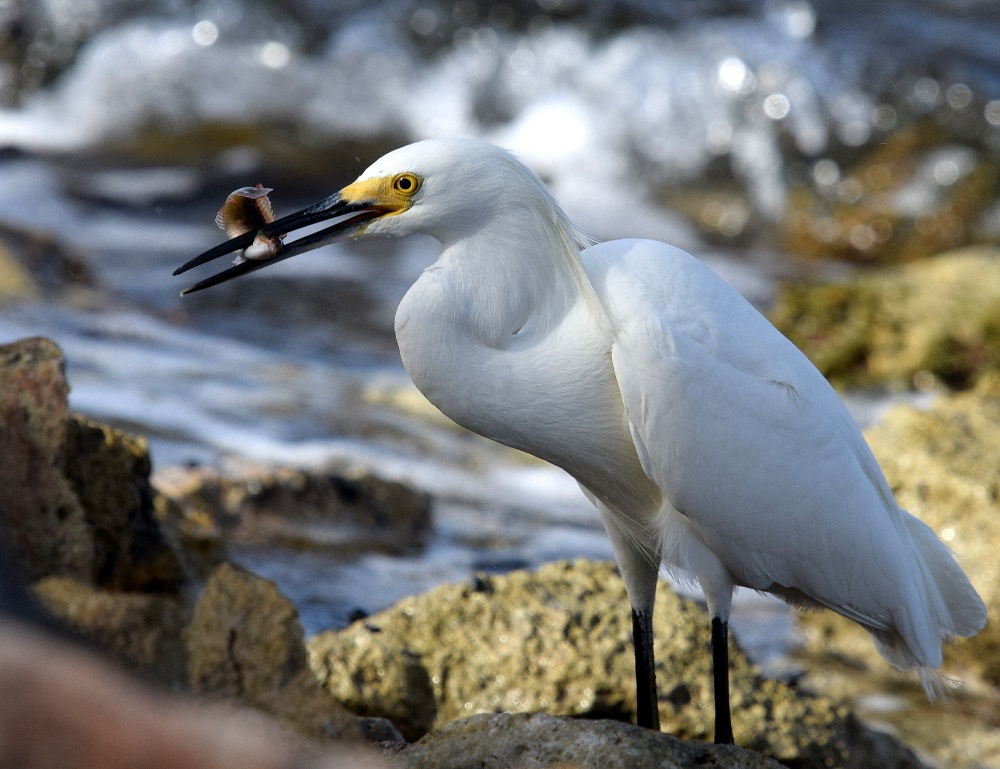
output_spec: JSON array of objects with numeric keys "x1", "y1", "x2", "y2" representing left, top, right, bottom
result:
[{"x1": 174, "y1": 138, "x2": 566, "y2": 293}]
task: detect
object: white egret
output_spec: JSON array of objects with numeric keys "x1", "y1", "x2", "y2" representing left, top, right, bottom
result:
[{"x1": 175, "y1": 138, "x2": 987, "y2": 744}]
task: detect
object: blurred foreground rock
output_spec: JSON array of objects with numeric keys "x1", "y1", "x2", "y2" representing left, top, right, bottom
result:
[
  {"x1": 1, "y1": 336, "x2": 187, "y2": 682},
  {"x1": 0, "y1": 622, "x2": 387, "y2": 769},
  {"x1": 769, "y1": 246, "x2": 1000, "y2": 390},
  {"x1": 0, "y1": 337, "x2": 91, "y2": 581},
  {"x1": 309, "y1": 560, "x2": 926, "y2": 769},
  {"x1": 391, "y1": 711, "x2": 782, "y2": 769}
]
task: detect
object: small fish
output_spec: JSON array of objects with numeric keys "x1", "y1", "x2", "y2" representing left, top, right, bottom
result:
[{"x1": 216, "y1": 184, "x2": 283, "y2": 263}]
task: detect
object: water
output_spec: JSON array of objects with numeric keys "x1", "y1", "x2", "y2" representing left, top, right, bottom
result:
[{"x1": 1, "y1": 0, "x2": 997, "y2": 678}]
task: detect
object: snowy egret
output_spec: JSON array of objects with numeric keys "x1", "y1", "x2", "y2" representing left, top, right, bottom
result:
[{"x1": 175, "y1": 138, "x2": 987, "y2": 744}]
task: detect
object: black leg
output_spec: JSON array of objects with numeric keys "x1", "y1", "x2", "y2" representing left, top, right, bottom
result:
[
  {"x1": 711, "y1": 617, "x2": 734, "y2": 744},
  {"x1": 631, "y1": 608, "x2": 660, "y2": 730}
]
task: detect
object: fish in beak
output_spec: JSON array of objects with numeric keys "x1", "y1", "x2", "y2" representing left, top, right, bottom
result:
[{"x1": 173, "y1": 184, "x2": 387, "y2": 295}]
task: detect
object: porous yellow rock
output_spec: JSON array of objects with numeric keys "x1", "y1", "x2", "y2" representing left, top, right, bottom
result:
[{"x1": 309, "y1": 560, "x2": 924, "y2": 769}]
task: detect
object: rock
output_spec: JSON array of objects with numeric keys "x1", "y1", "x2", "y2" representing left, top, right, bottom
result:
[
  {"x1": 151, "y1": 491, "x2": 226, "y2": 582},
  {"x1": 309, "y1": 560, "x2": 926, "y2": 768},
  {"x1": 187, "y1": 562, "x2": 364, "y2": 743},
  {"x1": 64, "y1": 415, "x2": 183, "y2": 592},
  {"x1": 33, "y1": 576, "x2": 187, "y2": 685},
  {"x1": 391, "y1": 712, "x2": 783, "y2": 769},
  {"x1": 769, "y1": 246, "x2": 1000, "y2": 390},
  {"x1": 155, "y1": 463, "x2": 431, "y2": 554},
  {"x1": 0, "y1": 620, "x2": 389, "y2": 769},
  {"x1": 357, "y1": 717, "x2": 406, "y2": 746},
  {"x1": 0, "y1": 335, "x2": 191, "y2": 687},
  {"x1": 0, "y1": 337, "x2": 93, "y2": 582},
  {"x1": 0, "y1": 337, "x2": 183, "y2": 592}
]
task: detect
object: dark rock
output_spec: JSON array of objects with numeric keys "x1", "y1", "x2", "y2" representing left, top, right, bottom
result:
[
  {"x1": 64, "y1": 416, "x2": 183, "y2": 592},
  {"x1": 0, "y1": 337, "x2": 93, "y2": 582},
  {"x1": 357, "y1": 717, "x2": 406, "y2": 746},
  {"x1": 0, "y1": 337, "x2": 182, "y2": 592},
  {"x1": 0, "y1": 335, "x2": 191, "y2": 688},
  {"x1": 151, "y1": 490, "x2": 226, "y2": 582},
  {"x1": 155, "y1": 463, "x2": 431, "y2": 554},
  {"x1": 33, "y1": 576, "x2": 187, "y2": 685}
]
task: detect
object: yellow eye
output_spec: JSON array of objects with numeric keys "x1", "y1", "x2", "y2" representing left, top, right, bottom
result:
[{"x1": 392, "y1": 173, "x2": 420, "y2": 195}]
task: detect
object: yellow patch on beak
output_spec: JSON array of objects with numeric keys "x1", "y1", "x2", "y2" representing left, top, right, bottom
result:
[{"x1": 340, "y1": 176, "x2": 417, "y2": 218}]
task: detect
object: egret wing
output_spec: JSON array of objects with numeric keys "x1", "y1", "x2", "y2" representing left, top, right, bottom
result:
[{"x1": 584, "y1": 240, "x2": 917, "y2": 626}]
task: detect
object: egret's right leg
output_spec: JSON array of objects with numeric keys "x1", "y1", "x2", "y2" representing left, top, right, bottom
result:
[
  {"x1": 699, "y1": 570, "x2": 736, "y2": 745},
  {"x1": 711, "y1": 617, "x2": 734, "y2": 744},
  {"x1": 631, "y1": 605, "x2": 660, "y2": 730}
]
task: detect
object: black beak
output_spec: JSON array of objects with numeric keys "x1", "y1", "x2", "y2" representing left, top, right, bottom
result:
[{"x1": 173, "y1": 192, "x2": 382, "y2": 295}]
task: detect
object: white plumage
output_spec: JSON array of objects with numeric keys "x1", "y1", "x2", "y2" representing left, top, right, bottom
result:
[{"x1": 177, "y1": 137, "x2": 987, "y2": 743}]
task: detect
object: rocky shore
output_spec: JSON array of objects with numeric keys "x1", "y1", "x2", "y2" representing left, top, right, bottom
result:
[{"x1": 2, "y1": 259, "x2": 998, "y2": 769}]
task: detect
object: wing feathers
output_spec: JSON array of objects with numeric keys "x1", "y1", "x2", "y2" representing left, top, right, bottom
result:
[{"x1": 584, "y1": 239, "x2": 984, "y2": 676}]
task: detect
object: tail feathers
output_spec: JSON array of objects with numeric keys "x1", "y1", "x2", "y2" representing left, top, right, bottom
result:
[
  {"x1": 868, "y1": 628, "x2": 947, "y2": 699},
  {"x1": 866, "y1": 511, "x2": 987, "y2": 699},
  {"x1": 901, "y1": 512, "x2": 987, "y2": 639}
]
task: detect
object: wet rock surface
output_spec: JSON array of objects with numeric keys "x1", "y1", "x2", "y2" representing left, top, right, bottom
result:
[
  {"x1": 309, "y1": 560, "x2": 926, "y2": 769},
  {"x1": 390, "y1": 711, "x2": 784, "y2": 769},
  {"x1": 155, "y1": 462, "x2": 432, "y2": 555}
]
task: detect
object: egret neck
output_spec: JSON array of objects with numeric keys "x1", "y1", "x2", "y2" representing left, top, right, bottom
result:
[{"x1": 394, "y1": 193, "x2": 662, "y2": 521}]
